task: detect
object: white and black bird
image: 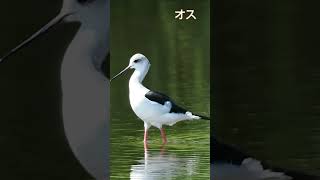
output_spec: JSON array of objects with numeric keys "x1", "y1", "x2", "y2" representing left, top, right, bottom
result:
[{"x1": 111, "y1": 53, "x2": 209, "y2": 145}]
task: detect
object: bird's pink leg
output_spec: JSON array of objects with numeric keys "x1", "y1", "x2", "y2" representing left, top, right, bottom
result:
[
  {"x1": 160, "y1": 128, "x2": 167, "y2": 144},
  {"x1": 144, "y1": 127, "x2": 148, "y2": 150}
]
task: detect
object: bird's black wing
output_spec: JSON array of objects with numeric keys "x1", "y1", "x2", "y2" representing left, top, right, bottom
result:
[{"x1": 145, "y1": 91, "x2": 187, "y2": 114}]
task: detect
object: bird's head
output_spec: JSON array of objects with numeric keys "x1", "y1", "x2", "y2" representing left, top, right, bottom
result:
[
  {"x1": 62, "y1": 0, "x2": 108, "y2": 24},
  {"x1": 110, "y1": 53, "x2": 151, "y2": 82},
  {"x1": 128, "y1": 53, "x2": 151, "y2": 71}
]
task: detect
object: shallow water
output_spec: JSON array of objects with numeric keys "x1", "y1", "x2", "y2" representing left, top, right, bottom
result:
[
  {"x1": 110, "y1": 112, "x2": 210, "y2": 179},
  {"x1": 110, "y1": 0, "x2": 210, "y2": 179}
]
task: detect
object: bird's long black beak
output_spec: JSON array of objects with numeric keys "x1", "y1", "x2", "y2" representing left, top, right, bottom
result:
[
  {"x1": 110, "y1": 66, "x2": 131, "y2": 82},
  {"x1": 0, "y1": 12, "x2": 74, "y2": 63}
]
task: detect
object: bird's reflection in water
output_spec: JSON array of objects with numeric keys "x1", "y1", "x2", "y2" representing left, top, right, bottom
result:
[{"x1": 130, "y1": 147, "x2": 199, "y2": 180}]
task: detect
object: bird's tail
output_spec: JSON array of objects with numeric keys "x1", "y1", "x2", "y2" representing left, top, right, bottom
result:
[{"x1": 193, "y1": 113, "x2": 211, "y2": 120}]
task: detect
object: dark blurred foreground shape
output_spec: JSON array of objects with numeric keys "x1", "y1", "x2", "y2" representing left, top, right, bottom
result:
[
  {"x1": 212, "y1": 0, "x2": 320, "y2": 178},
  {"x1": 0, "y1": 1, "x2": 99, "y2": 179}
]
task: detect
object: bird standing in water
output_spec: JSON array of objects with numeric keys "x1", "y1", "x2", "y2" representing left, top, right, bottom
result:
[{"x1": 111, "y1": 53, "x2": 209, "y2": 147}]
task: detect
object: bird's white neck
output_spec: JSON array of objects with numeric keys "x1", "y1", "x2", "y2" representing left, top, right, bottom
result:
[
  {"x1": 130, "y1": 67, "x2": 148, "y2": 83},
  {"x1": 129, "y1": 66, "x2": 150, "y2": 93},
  {"x1": 60, "y1": 25, "x2": 109, "y2": 179},
  {"x1": 62, "y1": 26, "x2": 108, "y2": 72}
]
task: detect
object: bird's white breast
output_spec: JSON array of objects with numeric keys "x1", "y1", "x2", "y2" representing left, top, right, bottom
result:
[
  {"x1": 128, "y1": 71, "x2": 197, "y2": 128},
  {"x1": 129, "y1": 92, "x2": 194, "y2": 128},
  {"x1": 130, "y1": 91, "x2": 170, "y2": 122}
]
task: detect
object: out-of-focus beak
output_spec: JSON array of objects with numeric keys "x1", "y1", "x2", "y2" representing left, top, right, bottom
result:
[{"x1": 0, "y1": 12, "x2": 74, "y2": 63}]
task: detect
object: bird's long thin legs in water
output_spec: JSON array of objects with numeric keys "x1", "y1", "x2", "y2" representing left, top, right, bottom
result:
[
  {"x1": 144, "y1": 127, "x2": 148, "y2": 150},
  {"x1": 160, "y1": 128, "x2": 167, "y2": 144}
]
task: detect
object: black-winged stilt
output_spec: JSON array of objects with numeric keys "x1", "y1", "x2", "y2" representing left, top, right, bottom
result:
[
  {"x1": 0, "y1": 0, "x2": 109, "y2": 179},
  {"x1": 111, "y1": 53, "x2": 210, "y2": 146}
]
